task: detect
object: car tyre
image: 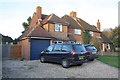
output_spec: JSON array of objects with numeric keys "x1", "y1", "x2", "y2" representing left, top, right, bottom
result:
[
  {"x1": 62, "y1": 59, "x2": 70, "y2": 68},
  {"x1": 77, "y1": 63, "x2": 83, "y2": 66},
  {"x1": 89, "y1": 59, "x2": 94, "y2": 61},
  {"x1": 40, "y1": 56, "x2": 45, "y2": 63}
]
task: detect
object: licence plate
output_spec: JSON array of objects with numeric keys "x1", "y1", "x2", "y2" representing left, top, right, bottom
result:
[
  {"x1": 79, "y1": 57, "x2": 84, "y2": 59},
  {"x1": 92, "y1": 52, "x2": 96, "y2": 54}
]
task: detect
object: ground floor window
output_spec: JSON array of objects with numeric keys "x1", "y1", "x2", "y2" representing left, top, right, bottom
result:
[
  {"x1": 68, "y1": 41, "x2": 75, "y2": 44},
  {"x1": 76, "y1": 41, "x2": 81, "y2": 44},
  {"x1": 54, "y1": 41, "x2": 63, "y2": 44},
  {"x1": 107, "y1": 44, "x2": 110, "y2": 49}
]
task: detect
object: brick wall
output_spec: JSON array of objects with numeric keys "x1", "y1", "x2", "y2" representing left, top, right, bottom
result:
[
  {"x1": 93, "y1": 32, "x2": 100, "y2": 37},
  {"x1": 43, "y1": 24, "x2": 49, "y2": 31},
  {"x1": 20, "y1": 38, "x2": 30, "y2": 60},
  {"x1": 68, "y1": 28, "x2": 83, "y2": 43},
  {"x1": 29, "y1": 13, "x2": 38, "y2": 28},
  {"x1": 47, "y1": 23, "x2": 68, "y2": 39}
]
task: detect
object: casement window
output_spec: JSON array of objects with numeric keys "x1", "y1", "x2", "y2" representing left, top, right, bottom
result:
[
  {"x1": 55, "y1": 24, "x2": 62, "y2": 32},
  {"x1": 107, "y1": 44, "x2": 110, "y2": 49},
  {"x1": 54, "y1": 41, "x2": 63, "y2": 44},
  {"x1": 74, "y1": 29, "x2": 81, "y2": 35},
  {"x1": 96, "y1": 36, "x2": 101, "y2": 39},
  {"x1": 76, "y1": 41, "x2": 81, "y2": 44},
  {"x1": 68, "y1": 41, "x2": 75, "y2": 44},
  {"x1": 89, "y1": 31, "x2": 93, "y2": 36}
]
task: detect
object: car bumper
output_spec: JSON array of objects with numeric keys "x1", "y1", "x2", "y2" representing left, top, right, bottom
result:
[
  {"x1": 87, "y1": 54, "x2": 99, "y2": 60},
  {"x1": 70, "y1": 59, "x2": 87, "y2": 65}
]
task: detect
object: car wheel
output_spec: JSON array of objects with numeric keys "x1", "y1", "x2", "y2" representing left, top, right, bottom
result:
[
  {"x1": 90, "y1": 59, "x2": 94, "y2": 61},
  {"x1": 77, "y1": 63, "x2": 83, "y2": 66},
  {"x1": 62, "y1": 59, "x2": 70, "y2": 68},
  {"x1": 40, "y1": 56, "x2": 45, "y2": 63}
]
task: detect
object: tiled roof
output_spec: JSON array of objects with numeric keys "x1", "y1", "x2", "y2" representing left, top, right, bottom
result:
[
  {"x1": 68, "y1": 33, "x2": 76, "y2": 41},
  {"x1": 76, "y1": 18, "x2": 100, "y2": 32},
  {"x1": 62, "y1": 15, "x2": 101, "y2": 32},
  {"x1": 42, "y1": 14, "x2": 69, "y2": 26},
  {"x1": 41, "y1": 14, "x2": 48, "y2": 20},
  {"x1": 0, "y1": 33, "x2": 13, "y2": 42},
  {"x1": 98, "y1": 33, "x2": 112, "y2": 43},
  {"x1": 62, "y1": 15, "x2": 83, "y2": 29},
  {"x1": 28, "y1": 26, "x2": 53, "y2": 38},
  {"x1": 18, "y1": 25, "x2": 53, "y2": 40}
]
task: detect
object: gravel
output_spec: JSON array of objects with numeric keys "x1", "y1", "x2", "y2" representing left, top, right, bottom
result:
[{"x1": 2, "y1": 59, "x2": 119, "y2": 78}]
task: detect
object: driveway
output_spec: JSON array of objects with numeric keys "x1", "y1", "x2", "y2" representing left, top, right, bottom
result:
[{"x1": 2, "y1": 59, "x2": 119, "y2": 78}]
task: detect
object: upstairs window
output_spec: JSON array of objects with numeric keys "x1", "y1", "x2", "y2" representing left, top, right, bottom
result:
[
  {"x1": 74, "y1": 29, "x2": 81, "y2": 35},
  {"x1": 55, "y1": 24, "x2": 62, "y2": 32},
  {"x1": 89, "y1": 31, "x2": 93, "y2": 36}
]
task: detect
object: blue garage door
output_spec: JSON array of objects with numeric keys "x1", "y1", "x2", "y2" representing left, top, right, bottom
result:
[{"x1": 30, "y1": 39, "x2": 50, "y2": 60}]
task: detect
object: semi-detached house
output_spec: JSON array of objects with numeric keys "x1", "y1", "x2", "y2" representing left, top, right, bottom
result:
[{"x1": 18, "y1": 6, "x2": 112, "y2": 60}]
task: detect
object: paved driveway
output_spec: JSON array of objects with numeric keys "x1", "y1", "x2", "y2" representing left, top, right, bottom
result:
[{"x1": 2, "y1": 59, "x2": 119, "y2": 78}]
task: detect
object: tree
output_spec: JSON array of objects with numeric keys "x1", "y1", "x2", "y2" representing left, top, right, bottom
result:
[
  {"x1": 102, "y1": 26, "x2": 120, "y2": 51},
  {"x1": 22, "y1": 16, "x2": 32, "y2": 30},
  {"x1": 92, "y1": 37, "x2": 101, "y2": 51},
  {"x1": 82, "y1": 30, "x2": 92, "y2": 44},
  {"x1": 110, "y1": 26, "x2": 120, "y2": 47},
  {"x1": 102, "y1": 28, "x2": 112, "y2": 38}
]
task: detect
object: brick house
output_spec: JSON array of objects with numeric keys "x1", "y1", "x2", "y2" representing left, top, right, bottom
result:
[{"x1": 18, "y1": 6, "x2": 112, "y2": 60}]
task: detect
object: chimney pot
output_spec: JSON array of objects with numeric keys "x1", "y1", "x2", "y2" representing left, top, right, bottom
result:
[{"x1": 70, "y1": 11, "x2": 77, "y2": 17}]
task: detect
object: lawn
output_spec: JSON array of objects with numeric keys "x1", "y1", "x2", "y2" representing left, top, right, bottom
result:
[{"x1": 97, "y1": 56, "x2": 119, "y2": 68}]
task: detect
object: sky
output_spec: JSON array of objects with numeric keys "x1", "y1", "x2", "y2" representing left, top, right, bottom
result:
[{"x1": 0, "y1": 0, "x2": 119, "y2": 39}]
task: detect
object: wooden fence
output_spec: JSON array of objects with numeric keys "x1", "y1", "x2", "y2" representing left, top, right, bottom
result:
[{"x1": 10, "y1": 45, "x2": 22, "y2": 58}]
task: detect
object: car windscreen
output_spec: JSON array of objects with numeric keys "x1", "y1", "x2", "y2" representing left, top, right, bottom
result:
[
  {"x1": 85, "y1": 46, "x2": 97, "y2": 51},
  {"x1": 73, "y1": 45, "x2": 86, "y2": 52}
]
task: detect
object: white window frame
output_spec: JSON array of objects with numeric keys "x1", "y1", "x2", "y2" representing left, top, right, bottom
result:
[
  {"x1": 76, "y1": 41, "x2": 81, "y2": 44},
  {"x1": 102, "y1": 43, "x2": 105, "y2": 51},
  {"x1": 54, "y1": 41, "x2": 63, "y2": 44},
  {"x1": 74, "y1": 29, "x2": 81, "y2": 35},
  {"x1": 107, "y1": 44, "x2": 110, "y2": 49},
  {"x1": 55, "y1": 24, "x2": 62, "y2": 32},
  {"x1": 68, "y1": 41, "x2": 75, "y2": 44},
  {"x1": 6, "y1": 42, "x2": 8, "y2": 44},
  {"x1": 89, "y1": 31, "x2": 93, "y2": 36}
]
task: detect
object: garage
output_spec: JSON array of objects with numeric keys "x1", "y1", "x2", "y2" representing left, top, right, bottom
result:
[{"x1": 30, "y1": 39, "x2": 50, "y2": 60}]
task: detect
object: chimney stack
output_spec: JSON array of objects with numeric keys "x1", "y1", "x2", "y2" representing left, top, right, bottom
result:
[
  {"x1": 70, "y1": 11, "x2": 77, "y2": 17},
  {"x1": 36, "y1": 6, "x2": 42, "y2": 19},
  {"x1": 97, "y1": 20, "x2": 100, "y2": 30}
]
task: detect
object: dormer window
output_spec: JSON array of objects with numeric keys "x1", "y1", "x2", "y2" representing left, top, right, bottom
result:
[
  {"x1": 55, "y1": 24, "x2": 62, "y2": 32},
  {"x1": 89, "y1": 31, "x2": 93, "y2": 36},
  {"x1": 74, "y1": 29, "x2": 81, "y2": 35}
]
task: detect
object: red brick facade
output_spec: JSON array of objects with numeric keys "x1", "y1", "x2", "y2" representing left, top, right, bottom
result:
[
  {"x1": 20, "y1": 38, "x2": 30, "y2": 60},
  {"x1": 18, "y1": 6, "x2": 111, "y2": 60}
]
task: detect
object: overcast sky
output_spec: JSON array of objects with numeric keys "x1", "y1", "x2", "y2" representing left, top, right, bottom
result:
[{"x1": 0, "y1": 0, "x2": 119, "y2": 39}]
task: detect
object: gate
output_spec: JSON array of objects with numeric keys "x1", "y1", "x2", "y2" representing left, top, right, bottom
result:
[{"x1": 10, "y1": 45, "x2": 22, "y2": 58}]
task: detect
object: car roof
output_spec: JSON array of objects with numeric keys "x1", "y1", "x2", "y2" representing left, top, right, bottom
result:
[
  {"x1": 84, "y1": 44, "x2": 94, "y2": 47},
  {"x1": 53, "y1": 43, "x2": 83, "y2": 45}
]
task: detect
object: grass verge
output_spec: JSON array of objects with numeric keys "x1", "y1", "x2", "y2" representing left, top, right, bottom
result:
[{"x1": 97, "y1": 56, "x2": 119, "y2": 68}]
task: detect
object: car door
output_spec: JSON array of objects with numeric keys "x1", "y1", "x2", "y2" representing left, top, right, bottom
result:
[
  {"x1": 61, "y1": 45, "x2": 72, "y2": 58},
  {"x1": 49, "y1": 44, "x2": 62, "y2": 63},
  {"x1": 44, "y1": 45, "x2": 54, "y2": 61}
]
